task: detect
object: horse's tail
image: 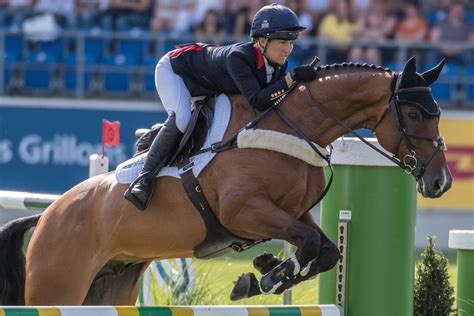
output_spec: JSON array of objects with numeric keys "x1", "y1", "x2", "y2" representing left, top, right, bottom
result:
[{"x1": 0, "y1": 214, "x2": 41, "y2": 305}]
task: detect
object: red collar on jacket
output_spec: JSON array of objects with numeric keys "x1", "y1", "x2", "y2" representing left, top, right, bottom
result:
[{"x1": 253, "y1": 43, "x2": 265, "y2": 69}]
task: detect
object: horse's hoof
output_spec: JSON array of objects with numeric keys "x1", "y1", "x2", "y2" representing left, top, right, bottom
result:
[
  {"x1": 253, "y1": 253, "x2": 282, "y2": 275},
  {"x1": 229, "y1": 272, "x2": 260, "y2": 301}
]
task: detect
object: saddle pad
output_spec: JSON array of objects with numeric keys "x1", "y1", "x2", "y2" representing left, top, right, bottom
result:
[
  {"x1": 237, "y1": 129, "x2": 329, "y2": 167},
  {"x1": 115, "y1": 94, "x2": 232, "y2": 184}
]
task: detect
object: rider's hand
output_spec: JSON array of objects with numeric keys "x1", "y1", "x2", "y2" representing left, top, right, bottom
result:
[{"x1": 291, "y1": 64, "x2": 317, "y2": 82}]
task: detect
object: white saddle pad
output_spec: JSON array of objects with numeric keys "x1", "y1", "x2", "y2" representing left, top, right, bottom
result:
[{"x1": 116, "y1": 94, "x2": 232, "y2": 184}]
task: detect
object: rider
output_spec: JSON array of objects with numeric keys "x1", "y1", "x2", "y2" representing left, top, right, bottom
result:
[{"x1": 124, "y1": 3, "x2": 319, "y2": 210}]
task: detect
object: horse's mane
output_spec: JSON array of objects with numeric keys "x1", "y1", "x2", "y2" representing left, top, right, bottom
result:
[{"x1": 313, "y1": 62, "x2": 394, "y2": 77}]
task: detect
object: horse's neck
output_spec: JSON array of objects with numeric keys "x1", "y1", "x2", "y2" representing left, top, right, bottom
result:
[{"x1": 279, "y1": 69, "x2": 394, "y2": 147}]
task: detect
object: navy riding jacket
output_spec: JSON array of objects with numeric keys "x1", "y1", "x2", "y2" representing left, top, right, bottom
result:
[{"x1": 169, "y1": 42, "x2": 290, "y2": 111}]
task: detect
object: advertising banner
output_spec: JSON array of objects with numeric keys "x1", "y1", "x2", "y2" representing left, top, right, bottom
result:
[
  {"x1": 0, "y1": 99, "x2": 167, "y2": 194},
  {"x1": 418, "y1": 115, "x2": 474, "y2": 210}
]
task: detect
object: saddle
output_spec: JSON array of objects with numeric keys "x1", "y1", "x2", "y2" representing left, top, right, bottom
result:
[{"x1": 134, "y1": 97, "x2": 263, "y2": 259}]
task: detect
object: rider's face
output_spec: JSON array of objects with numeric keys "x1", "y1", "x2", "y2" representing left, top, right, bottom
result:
[{"x1": 260, "y1": 38, "x2": 294, "y2": 66}]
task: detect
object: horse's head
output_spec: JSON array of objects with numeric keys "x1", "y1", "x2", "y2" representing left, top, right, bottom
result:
[{"x1": 375, "y1": 56, "x2": 452, "y2": 198}]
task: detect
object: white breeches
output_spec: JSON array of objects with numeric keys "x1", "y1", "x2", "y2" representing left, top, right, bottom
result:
[{"x1": 154, "y1": 54, "x2": 192, "y2": 132}]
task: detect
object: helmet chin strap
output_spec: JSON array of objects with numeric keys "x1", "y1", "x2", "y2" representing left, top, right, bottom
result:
[{"x1": 258, "y1": 38, "x2": 269, "y2": 57}]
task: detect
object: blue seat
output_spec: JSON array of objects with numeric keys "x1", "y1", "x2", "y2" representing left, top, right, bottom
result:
[
  {"x1": 116, "y1": 35, "x2": 149, "y2": 64},
  {"x1": 85, "y1": 35, "x2": 107, "y2": 64},
  {"x1": 25, "y1": 51, "x2": 59, "y2": 89},
  {"x1": 466, "y1": 11, "x2": 474, "y2": 25},
  {"x1": 424, "y1": 63, "x2": 458, "y2": 101},
  {"x1": 103, "y1": 53, "x2": 138, "y2": 92},
  {"x1": 144, "y1": 55, "x2": 157, "y2": 92},
  {"x1": 3, "y1": 50, "x2": 20, "y2": 88},
  {"x1": 384, "y1": 62, "x2": 400, "y2": 72},
  {"x1": 5, "y1": 34, "x2": 24, "y2": 57},
  {"x1": 467, "y1": 66, "x2": 474, "y2": 102},
  {"x1": 38, "y1": 39, "x2": 64, "y2": 61},
  {"x1": 63, "y1": 54, "x2": 95, "y2": 91}
]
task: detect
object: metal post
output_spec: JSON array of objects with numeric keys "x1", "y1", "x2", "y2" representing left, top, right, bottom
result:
[
  {"x1": 283, "y1": 242, "x2": 296, "y2": 305},
  {"x1": 318, "y1": 138, "x2": 417, "y2": 316}
]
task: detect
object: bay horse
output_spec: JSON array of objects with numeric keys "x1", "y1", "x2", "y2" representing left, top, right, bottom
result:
[{"x1": 0, "y1": 56, "x2": 451, "y2": 305}]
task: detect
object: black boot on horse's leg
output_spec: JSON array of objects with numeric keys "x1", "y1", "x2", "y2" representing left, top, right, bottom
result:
[
  {"x1": 253, "y1": 253, "x2": 283, "y2": 275},
  {"x1": 259, "y1": 231, "x2": 321, "y2": 295},
  {"x1": 124, "y1": 113, "x2": 183, "y2": 210},
  {"x1": 229, "y1": 253, "x2": 283, "y2": 301}
]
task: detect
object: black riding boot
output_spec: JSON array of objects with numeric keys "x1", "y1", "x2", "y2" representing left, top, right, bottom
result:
[{"x1": 124, "y1": 114, "x2": 183, "y2": 210}]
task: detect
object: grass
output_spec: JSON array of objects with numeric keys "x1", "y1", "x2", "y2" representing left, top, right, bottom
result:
[{"x1": 144, "y1": 242, "x2": 458, "y2": 306}]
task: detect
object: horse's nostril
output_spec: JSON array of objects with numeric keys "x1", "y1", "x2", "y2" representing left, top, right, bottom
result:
[{"x1": 433, "y1": 178, "x2": 443, "y2": 192}]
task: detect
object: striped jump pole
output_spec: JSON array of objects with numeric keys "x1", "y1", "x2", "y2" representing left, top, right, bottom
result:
[
  {"x1": 318, "y1": 138, "x2": 417, "y2": 316},
  {"x1": 0, "y1": 190, "x2": 59, "y2": 211},
  {"x1": 449, "y1": 230, "x2": 474, "y2": 316},
  {"x1": 0, "y1": 305, "x2": 342, "y2": 315}
]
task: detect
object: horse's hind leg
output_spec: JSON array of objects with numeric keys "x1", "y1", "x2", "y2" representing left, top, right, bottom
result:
[
  {"x1": 84, "y1": 261, "x2": 150, "y2": 305},
  {"x1": 26, "y1": 249, "x2": 103, "y2": 305}
]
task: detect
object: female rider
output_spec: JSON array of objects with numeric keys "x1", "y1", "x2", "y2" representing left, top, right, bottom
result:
[{"x1": 125, "y1": 3, "x2": 318, "y2": 210}]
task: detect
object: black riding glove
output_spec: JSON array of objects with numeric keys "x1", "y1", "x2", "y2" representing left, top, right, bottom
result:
[{"x1": 291, "y1": 64, "x2": 317, "y2": 82}]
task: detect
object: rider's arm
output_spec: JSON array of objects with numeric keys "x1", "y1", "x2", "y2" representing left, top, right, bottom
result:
[{"x1": 226, "y1": 51, "x2": 290, "y2": 111}]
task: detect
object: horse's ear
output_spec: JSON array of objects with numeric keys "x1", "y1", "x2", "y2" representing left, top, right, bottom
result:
[
  {"x1": 421, "y1": 58, "x2": 446, "y2": 85},
  {"x1": 399, "y1": 56, "x2": 417, "y2": 88}
]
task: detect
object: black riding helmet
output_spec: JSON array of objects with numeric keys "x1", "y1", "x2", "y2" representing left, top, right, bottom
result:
[{"x1": 250, "y1": 3, "x2": 306, "y2": 40}]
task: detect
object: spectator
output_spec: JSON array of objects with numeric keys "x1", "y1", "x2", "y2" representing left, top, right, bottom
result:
[
  {"x1": 285, "y1": 0, "x2": 313, "y2": 34},
  {"x1": 150, "y1": 0, "x2": 195, "y2": 35},
  {"x1": 34, "y1": 0, "x2": 76, "y2": 29},
  {"x1": 428, "y1": 0, "x2": 454, "y2": 26},
  {"x1": 194, "y1": 0, "x2": 222, "y2": 28},
  {"x1": 101, "y1": 0, "x2": 152, "y2": 31},
  {"x1": 348, "y1": 2, "x2": 396, "y2": 64},
  {"x1": 318, "y1": 0, "x2": 356, "y2": 62},
  {"x1": 349, "y1": 0, "x2": 369, "y2": 16},
  {"x1": 219, "y1": 0, "x2": 244, "y2": 35},
  {"x1": 76, "y1": 0, "x2": 108, "y2": 30},
  {"x1": 233, "y1": 0, "x2": 264, "y2": 39},
  {"x1": 395, "y1": 1, "x2": 428, "y2": 42},
  {"x1": 0, "y1": 0, "x2": 34, "y2": 30},
  {"x1": 306, "y1": 0, "x2": 338, "y2": 35},
  {"x1": 194, "y1": 9, "x2": 225, "y2": 45},
  {"x1": 428, "y1": 1, "x2": 474, "y2": 66}
]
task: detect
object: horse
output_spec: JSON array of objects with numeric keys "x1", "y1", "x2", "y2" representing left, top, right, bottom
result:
[{"x1": 0, "y1": 56, "x2": 451, "y2": 305}]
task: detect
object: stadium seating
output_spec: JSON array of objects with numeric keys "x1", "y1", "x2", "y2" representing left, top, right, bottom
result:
[
  {"x1": 144, "y1": 55, "x2": 157, "y2": 93},
  {"x1": 63, "y1": 54, "x2": 95, "y2": 92},
  {"x1": 115, "y1": 31, "x2": 149, "y2": 64},
  {"x1": 5, "y1": 34, "x2": 23, "y2": 58},
  {"x1": 3, "y1": 49, "x2": 20, "y2": 88},
  {"x1": 103, "y1": 53, "x2": 139, "y2": 92},
  {"x1": 25, "y1": 51, "x2": 59, "y2": 89},
  {"x1": 426, "y1": 63, "x2": 458, "y2": 102},
  {"x1": 467, "y1": 66, "x2": 474, "y2": 102},
  {"x1": 85, "y1": 36, "x2": 108, "y2": 64}
]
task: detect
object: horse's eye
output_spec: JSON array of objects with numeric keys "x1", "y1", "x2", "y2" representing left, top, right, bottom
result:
[{"x1": 408, "y1": 112, "x2": 420, "y2": 120}]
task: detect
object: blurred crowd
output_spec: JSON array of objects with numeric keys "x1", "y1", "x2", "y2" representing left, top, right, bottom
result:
[{"x1": 0, "y1": 0, "x2": 473, "y2": 66}]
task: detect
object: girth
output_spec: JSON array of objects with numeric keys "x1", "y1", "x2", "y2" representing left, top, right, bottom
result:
[{"x1": 178, "y1": 157, "x2": 266, "y2": 259}]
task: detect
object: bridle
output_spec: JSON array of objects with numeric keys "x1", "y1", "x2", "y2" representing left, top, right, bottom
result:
[{"x1": 303, "y1": 73, "x2": 447, "y2": 181}]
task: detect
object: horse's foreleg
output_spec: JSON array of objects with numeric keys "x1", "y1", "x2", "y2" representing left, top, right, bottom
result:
[{"x1": 223, "y1": 197, "x2": 322, "y2": 298}]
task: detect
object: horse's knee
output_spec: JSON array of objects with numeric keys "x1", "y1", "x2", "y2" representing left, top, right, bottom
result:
[
  {"x1": 297, "y1": 229, "x2": 321, "y2": 262},
  {"x1": 318, "y1": 241, "x2": 341, "y2": 272}
]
